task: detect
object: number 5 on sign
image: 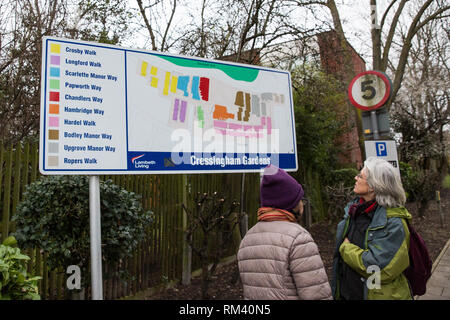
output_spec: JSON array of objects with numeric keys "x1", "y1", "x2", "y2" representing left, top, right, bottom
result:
[{"x1": 348, "y1": 71, "x2": 392, "y2": 111}]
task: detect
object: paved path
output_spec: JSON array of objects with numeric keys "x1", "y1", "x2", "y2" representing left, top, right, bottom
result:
[{"x1": 417, "y1": 238, "x2": 450, "y2": 300}]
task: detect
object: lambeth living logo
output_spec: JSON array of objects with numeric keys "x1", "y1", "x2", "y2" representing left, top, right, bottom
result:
[
  {"x1": 131, "y1": 154, "x2": 145, "y2": 163},
  {"x1": 131, "y1": 154, "x2": 156, "y2": 169}
]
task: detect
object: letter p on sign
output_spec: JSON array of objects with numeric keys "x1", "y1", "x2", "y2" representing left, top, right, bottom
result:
[{"x1": 376, "y1": 142, "x2": 387, "y2": 156}]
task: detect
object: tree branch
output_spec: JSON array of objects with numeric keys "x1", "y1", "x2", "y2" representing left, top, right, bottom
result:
[
  {"x1": 380, "y1": 0, "x2": 407, "y2": 71},
  {"x1": 379, "y1": 0, "x2": 398, "y2": 31},
  {"x1": 390, "y1": 0, "x2": 438, "y2": 107},
  {"x1": 136, "y1": 0, "x2": 157, "y2": 50},
  {"x1": 160, "y1": 0, "x2": 177, "y2": 52},
  {"x1": 413, "y1": 5, "x2": 450, "y2": 34}
]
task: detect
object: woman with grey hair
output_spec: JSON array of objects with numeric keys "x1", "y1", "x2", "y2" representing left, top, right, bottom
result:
[{"x1": 331, "y1": 157, "x2": 413, "y2": 300}]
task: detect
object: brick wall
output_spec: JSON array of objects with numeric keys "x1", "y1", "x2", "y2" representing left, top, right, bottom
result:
[{"x1": 317, "y1": 30, "x2": 365, "y2": 168}]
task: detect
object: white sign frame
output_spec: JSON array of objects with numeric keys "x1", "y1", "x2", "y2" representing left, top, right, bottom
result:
[{"x1": 39, "y1": 37, "x2": 298, "y2": 175}]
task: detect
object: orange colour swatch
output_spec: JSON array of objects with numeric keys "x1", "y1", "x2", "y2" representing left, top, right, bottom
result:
[
  {"x1": 213, "y1": 105, "x2": 235, "y2": 120},
  {"x1": 49, "y1": 104, "x2": 59, "y2": 114}
]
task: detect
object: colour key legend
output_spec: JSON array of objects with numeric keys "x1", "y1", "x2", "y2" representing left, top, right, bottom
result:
[
  {"x1": 48, "y1": 43, "x2": 61, "y2": 166},
  {"x1": 40, "y1": 37, "x2": 128, "y2": 173}
]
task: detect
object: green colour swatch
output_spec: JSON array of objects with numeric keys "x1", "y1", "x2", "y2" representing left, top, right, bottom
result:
[
  {"x1": 197, "y1": 106, "x2": 204, "y2": 128},
  {"x1": 49, "y1": 79, "x2": 60, "y2": 89},
  {"x1": 158, "y1": 56, "x2": 259, "y2": 82}
]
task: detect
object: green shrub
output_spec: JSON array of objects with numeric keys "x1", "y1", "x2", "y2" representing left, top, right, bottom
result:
[
  {"x1": 399, "y1": 162, "x2": 439, "y2": 201},
  {"x1": 0, "y1": 236, "x2": 40, "y2": 300},
  {"x1": 323, "y1": 168, "x2": 358, "y2": 221},
  {"x1": 400, "y1": 161, "x2": 440, "y2": 216},
  {"x1": 13, "y1": 176, "x2": 153, "y2": 287},
  {"x1": 400, "y1": 161, "x2": 420, "y2": 201},
  {"x1": 443, "y1": 175, "x2": 450, "y2": 189},
  {"x1": 327, "y1": 168, "x2": 359, "y2": 188}
]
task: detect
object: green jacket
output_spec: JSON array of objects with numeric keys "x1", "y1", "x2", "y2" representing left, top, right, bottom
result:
[{"x1": 331, "y1": 199, "x2": 412, "y2": 300}]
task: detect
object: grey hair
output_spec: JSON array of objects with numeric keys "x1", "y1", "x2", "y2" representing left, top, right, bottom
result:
[{"x1": 363, "y1": 156, "x2": 406, "y2": 208}]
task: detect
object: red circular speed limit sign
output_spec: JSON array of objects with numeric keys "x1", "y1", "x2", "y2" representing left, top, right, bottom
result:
[{"x1": 348, "y1": 71, "x2": 391, "y2": 111}]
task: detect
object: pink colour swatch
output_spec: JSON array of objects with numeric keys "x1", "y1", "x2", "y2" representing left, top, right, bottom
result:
[{"x1": 49, "y1": 117, "x2": 59, "y2": 127}]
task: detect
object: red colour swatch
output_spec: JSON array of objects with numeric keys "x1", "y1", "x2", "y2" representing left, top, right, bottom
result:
[
  {"x1": 49, "y1": 91, "x2": 59, "y2": 102},
  {"x1": 199, "y1": 77, "x2": 209, "y2": 101}
]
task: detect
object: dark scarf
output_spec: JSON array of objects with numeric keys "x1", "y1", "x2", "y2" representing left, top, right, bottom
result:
[
  {"x1": 348, "y1": 197, "x2": 378, "y2": 220},
  {"x1": 340, "y1": 197, "x2": 378, "y2": 300}
]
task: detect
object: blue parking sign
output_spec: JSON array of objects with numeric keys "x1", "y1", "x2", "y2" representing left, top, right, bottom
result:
[
  {"x1": 364, "y1": 140, "x2": 400, "y2": 177},
  {"x1": 376, "y1": 142, "x2": 387, "y2": 156}
]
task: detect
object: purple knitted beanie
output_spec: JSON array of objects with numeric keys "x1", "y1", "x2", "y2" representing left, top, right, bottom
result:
[{"x1": 260, "y1": 165, "x2": 304, "y2": 211}]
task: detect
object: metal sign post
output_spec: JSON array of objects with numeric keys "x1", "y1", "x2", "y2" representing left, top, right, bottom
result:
[
  {"x1": 361, "y1": 107, "x2": 389, "y2": 139},
  {"x1": 349, "y1": 71, "x2": 402, "y2": 177},
  {"x1": 370, "y1": 111, "x2": 380, "y2": 139},
  {"x1": 89, "y1": 175, "x2": 103, "y2": 300}
]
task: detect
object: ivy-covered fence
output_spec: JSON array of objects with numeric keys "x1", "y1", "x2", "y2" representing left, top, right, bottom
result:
[{"x1": 0, "y1": 141, "x2": 261, "y2": 299}]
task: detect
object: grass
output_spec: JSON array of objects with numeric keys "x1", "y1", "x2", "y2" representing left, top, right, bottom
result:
[{"x1": 444, "y1": 175, "x2": 450, "y2": 189}]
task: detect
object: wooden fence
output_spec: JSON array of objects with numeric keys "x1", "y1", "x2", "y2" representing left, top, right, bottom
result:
[{"x1": 0, "y1": 141, "x2": 261, "y2": 299}]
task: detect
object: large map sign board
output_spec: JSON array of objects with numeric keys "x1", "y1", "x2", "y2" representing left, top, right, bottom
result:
[{"x1": 39, "y1": 37, "x2": 297, "y2": 174}]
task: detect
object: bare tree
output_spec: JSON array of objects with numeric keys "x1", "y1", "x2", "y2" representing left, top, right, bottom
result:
[
  {"x1": 182, "y1": 192, "x2": 240, "y2": 299},
  {"x1": 174, "y1": 0, "x2": 234, "y2": 58},
  {"x1": 291, "y1": 0, "x2": 449, "y2": 110},
  {"x1": 0, "y1": 0, "x2": 132, "y2": 144},
  {"x1": 0, "y1": 0, "x2": 69, "y2": 144},
  {"x1": 135, "y1": 0, "x2": 180, "y2": 52},
  {"x1": 163, "y1": 0, "x2": 317, "y2": 64},
  {"x1": 373, "y1": 0, "x2": 449, "y2": 107},
  {"x1": 67, "y1": 0, "x2": 132, "y2": 45},
  {"x1": 391, "y1": 16, "x2": 449, "y2": 215},
  {"x1": 222, "y1": 0, "x2": 318, "y2": 64}
]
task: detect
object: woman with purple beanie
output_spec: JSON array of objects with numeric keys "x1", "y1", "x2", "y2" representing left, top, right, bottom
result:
[{"x1": 237, "y1": 165, "x2": 332, "y2": 300}]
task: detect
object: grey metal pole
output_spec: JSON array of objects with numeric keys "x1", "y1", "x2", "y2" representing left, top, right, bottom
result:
[
  {"x1": 240, "y1": 173, "x2": 248, "y2": 237},
  {"x1": 370, "y1": 110, "x2": 380, "y2": 139},
  {"x1": 181, "y1": 174, "x2": 192, "y2": 285},
  {"x1": 437, "y1": 191, "x2": 444, "y2": 227},
  {"x1": 240, "y1": 173, "x2": 245, "y2": 214},
  {"x1": 371, "y1": 1, "x2": 381, "y2": 141},
  {"x1": 89, "y1": 175, "x2": 103, "y2": 300}
]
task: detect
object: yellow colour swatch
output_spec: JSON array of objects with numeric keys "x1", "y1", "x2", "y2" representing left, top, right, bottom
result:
[
  {"x1": 170, "y1": 76, "x2": 178, "y2": 93},
  {"x1": 50, "y1": 43, "x2": 61, "y2": 53},
  {"x1": 151, "y1": 77, "x2": 158, "y2": 88},
  {"x1": 150, "y1": 66, "x2": 158, "y2": 75},
  {"x1": 140, "y1": 61, "x2": 148, "y2": 76},
  {"x1": 163, "y1": 72, "x2": 171, "y2": 95}
]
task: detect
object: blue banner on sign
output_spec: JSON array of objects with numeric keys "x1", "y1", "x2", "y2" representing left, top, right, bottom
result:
[{"x1": 127, "y1": 152, "x2": 296, "y2": 172}]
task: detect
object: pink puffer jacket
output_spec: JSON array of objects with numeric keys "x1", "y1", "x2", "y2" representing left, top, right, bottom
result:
[{"x1": 237, "y1": 220, "x2": 332, "y2": 300}]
